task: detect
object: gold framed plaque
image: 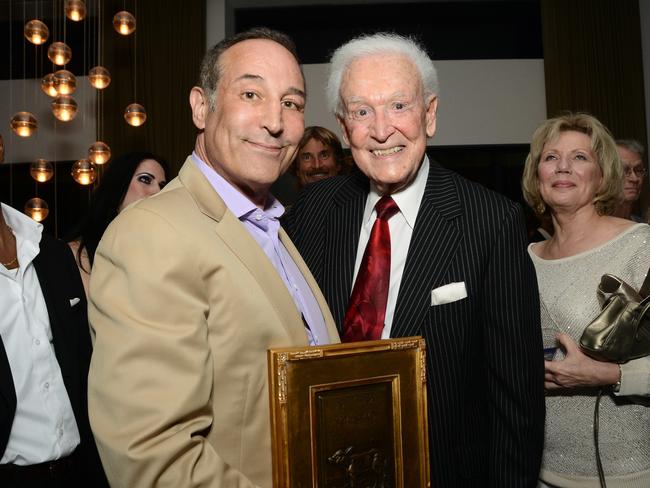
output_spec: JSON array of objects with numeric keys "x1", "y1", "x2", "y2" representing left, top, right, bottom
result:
[{"x1": 268, "y1": 337, "x2": 429, "y2": 488}]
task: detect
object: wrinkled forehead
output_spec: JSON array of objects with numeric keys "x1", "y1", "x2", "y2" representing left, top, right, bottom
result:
[{"x1": 218, "y1": 38, "x2": 305, "y2": 90}]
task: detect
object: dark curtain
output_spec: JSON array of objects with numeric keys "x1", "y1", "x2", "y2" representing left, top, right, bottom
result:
[
  {"x1": 541, "y1": 0, "x2": 646, "y2": 144},
  {"x1": 102, "y1": 0, "x2": 205, "y2": 176},
  {"x1": 541, "y1": 0, "x2": 648, "y2": 211}
]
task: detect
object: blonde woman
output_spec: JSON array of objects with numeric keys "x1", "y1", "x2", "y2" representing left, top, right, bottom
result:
[{"x1": 523, "y1": 113, "x2": 650, "y2": 487}]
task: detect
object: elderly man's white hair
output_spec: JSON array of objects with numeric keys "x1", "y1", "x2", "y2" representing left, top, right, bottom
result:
[{"x1": 326, "y1": 32, "x2": 439, "y2": 116}]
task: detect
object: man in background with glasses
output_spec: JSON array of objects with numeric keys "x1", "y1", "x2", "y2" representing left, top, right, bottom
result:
[{"x1": 615, "y1": 139, "x2": 646, "y2": 221}]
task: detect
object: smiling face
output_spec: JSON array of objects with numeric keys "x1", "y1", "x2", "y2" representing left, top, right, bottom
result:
[
  {"x1": 337, "y1": 53, "x2": 437, "y2": 195},
  {"x1": 190, "y1": 38, "x2": 305, "y2": 207},
  {"x1": 295, "y1": 137, "x2": 341, "y2": 187},
  {"x1": 119, "y1": 159, "x2": 168, "y2": 212},
  {"x1": 537, "y1": 130, "x2": 603, "y2": 215},
  {"x1": 617, "y1": 145, "x2": 644, "y2": 203}
]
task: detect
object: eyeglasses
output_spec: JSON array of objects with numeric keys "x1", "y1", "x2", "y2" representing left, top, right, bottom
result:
[{"x1": 623, "y1": 166, "x2": 647, "y2": 178}]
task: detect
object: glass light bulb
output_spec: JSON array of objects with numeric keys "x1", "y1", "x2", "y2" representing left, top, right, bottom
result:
[
  {"x1": 71, "y1": 159, "x2": 96, "y2": 185},
  {"x1": 53, "y1": 69, "x2": 76, "y2": 95},
  {"x1": 41, "y1": 73, "x2": 58, "y2": 97},
  {"x1": 51, "y1": 95, "x2": 78, "y2": 122},
  {"x1": 48, "y1": 42, "x2": 72, "y2": 66},
  {"x1": 24, "y1": 198, "x2": 49, "y2": 222},
  {"x1": 10, "y1": 112, "x2": 38, "y2": 137},
  {"x1": 24, "y1": 19, "x2": 49, "y2": 45},
  {"x1": 124, "y1": 103, "x2": 147, "y2": 126},
  {"x1": 30, "y1": 159, "x2": 54, "y2": 182},
  {"x1": 88, "y1": 141, "x2": 111, "y2": 164},
  {"x1": 88, "y1": 66, "x2": 111, "y2": 89},
  {"x1": 113, "y1": 11, "x2": 136, "y2": 35},
  {"x1": 65, "y1": 0, "x2": 86, "y2": 21}
]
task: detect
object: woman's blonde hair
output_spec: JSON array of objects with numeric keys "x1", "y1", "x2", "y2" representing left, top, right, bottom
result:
[{"x1": 521, "y1": 112, "x2": 622, "y2": 216}]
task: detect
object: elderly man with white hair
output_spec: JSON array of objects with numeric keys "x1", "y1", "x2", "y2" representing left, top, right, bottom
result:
[{"x1": 285, "y1": 32, "x2": 545, "y2": 487}]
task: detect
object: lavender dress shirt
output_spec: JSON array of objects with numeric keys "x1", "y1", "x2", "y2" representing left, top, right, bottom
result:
[{"x1": 192, "y1": 153, "x2": 329, "y2": 345}]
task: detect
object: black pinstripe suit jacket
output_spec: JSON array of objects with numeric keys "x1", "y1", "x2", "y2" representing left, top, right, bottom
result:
[{"x1": 284, "y1": 161, "x2": 545, "y2": 487}]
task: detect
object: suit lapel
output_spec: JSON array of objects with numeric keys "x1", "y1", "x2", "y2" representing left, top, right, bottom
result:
[
  {"x1": 32, "y1": 238, "x2": 73, "y2": 383},
  {"x1": 322, "y1": 172, "x2": 368, "y2": 328},
  {"x1": 391, "y1": 162, "x2": 462, "y2": 338},
  {"x1": 179, "y1": 159, "x2": 308, "y2": 341},
  {"x1": 30, "y1": 235, "x2": 88, "y2": 418}
]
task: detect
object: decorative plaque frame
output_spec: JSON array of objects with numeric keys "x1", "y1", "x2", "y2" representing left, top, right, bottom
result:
[{"x1": 268, "y1": 337, "x2": 429, "y2": 488}]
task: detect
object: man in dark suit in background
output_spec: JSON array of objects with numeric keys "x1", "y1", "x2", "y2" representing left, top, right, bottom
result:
[
  {"x1": 285, "y1": 32, "x2": 545, "y2": 487},
  {"x1": 0, "y1": 200, "x2": 106, "y2": 487}
]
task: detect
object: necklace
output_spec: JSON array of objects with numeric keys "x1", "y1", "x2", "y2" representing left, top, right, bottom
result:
[
  {"x1": 1, "y1": 255, "x2": 17, "y2": 267},
  {"x1": 1, "y1": 225, "x2": 18, "y2": 268}
]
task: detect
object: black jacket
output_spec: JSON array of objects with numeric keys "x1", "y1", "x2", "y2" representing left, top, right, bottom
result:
[
  {"x1": 0, "y1": 233, "x2": 107, "y2": 485},
  {"x1": 285, "y1": 162, "x2": 545, "y2": 487}
]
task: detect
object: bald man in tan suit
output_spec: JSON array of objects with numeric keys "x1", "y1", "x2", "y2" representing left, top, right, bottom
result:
[{"x1": 88, "y1": 28, "x2": 339, "y2": 487}]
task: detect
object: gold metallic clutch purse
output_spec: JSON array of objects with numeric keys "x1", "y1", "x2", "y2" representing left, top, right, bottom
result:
[{"x1": 580, "y1": 273, "x2": 650, "y2": 363}]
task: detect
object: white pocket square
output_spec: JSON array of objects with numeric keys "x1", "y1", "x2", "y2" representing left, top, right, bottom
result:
[
  {"x1": 69, "y1": 297, "x2": 81, "y2": 307},
  {"x1": 431, "y1": 282, "x2": 467, "y2": 306}
]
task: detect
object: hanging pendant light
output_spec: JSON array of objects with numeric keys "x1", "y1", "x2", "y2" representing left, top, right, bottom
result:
[
  {"x1": 124, "y1": 103, "x2": 146, "y2": 126},
  {"x1": 24, "y1": 198, "x2": 49, "y2": 222},
  {"x1": 88, "y1": 141, "x2": 111, "y2": 164},
  {"x1": 48, "y1": 42, "x2": 72, "y2": 66},
  {"x1": 41, "y1": 73, "x2": 58, "y2": 97},
  {"x1": 10, "y1": 112, "x2": 38, "y2": 137},
  {"x1": 88, "y1": 66, "x2": 111, "y2": 89},
  {"x1": 30, "y1": 159, "x2": 54, "y2": 182},
  {"x1": 24, "y1": 19, "x2": 49, "y2": 45},
  {"x1": 51, "y1": 95, "x2": 78, "y2": 121},
  {"x1": 71, "y1": 159, "x2": 96, "y2": 185},
  {"x1": 113, "y1": 11, "x2": 136, "y2": 35},
  {"x1": 53, "y1": 69, "x2": 76, "y2": 95},
  {"x1": 65, "y1": 0, "x2": 86, "y2": 21}
]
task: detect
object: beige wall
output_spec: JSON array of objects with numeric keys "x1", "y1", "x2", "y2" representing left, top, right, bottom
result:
[
  {"x1": 204, "y1": 0, "x2": 547, "y2": 147},
  {"x1": 300, "y1": 60, "x2": 547, "y2": 147},
  {"x1": 2, "y1": 77, "x2": 98, "y2": 164}
]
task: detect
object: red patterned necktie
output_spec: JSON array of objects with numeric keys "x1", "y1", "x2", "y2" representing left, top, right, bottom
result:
[{"x1": 342, "y1": 196, "x2": 399, "y2": 342}]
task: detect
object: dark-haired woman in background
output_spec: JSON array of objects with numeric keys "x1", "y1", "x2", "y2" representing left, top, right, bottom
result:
[
  {"x1": 522, "y1": 113, "x2": 650, "y2": 488},
  {"x1": 67, "y1": 152, "x2": 170, "y2": 295}
]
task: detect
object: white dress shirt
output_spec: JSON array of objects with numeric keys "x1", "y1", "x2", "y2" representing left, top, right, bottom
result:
[
  {"x1": 0, "y1": 203, "x2": 80, "y2": 465},
  {"x1": 351, "y1": 157, "x2": 429, "y2": 338}
]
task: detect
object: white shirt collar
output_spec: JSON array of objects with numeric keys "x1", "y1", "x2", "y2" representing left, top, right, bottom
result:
[
  {"x1": 1, "y1": 203, "x2": 43, "y2": 270},
  {"x1": 364, "y1": 155, "x2": 429, "y2": 229}
]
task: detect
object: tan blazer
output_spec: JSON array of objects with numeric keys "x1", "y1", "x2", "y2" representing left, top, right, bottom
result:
[{"x1": 88, "y1": 157, "x2": 339, "y2": 487}]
